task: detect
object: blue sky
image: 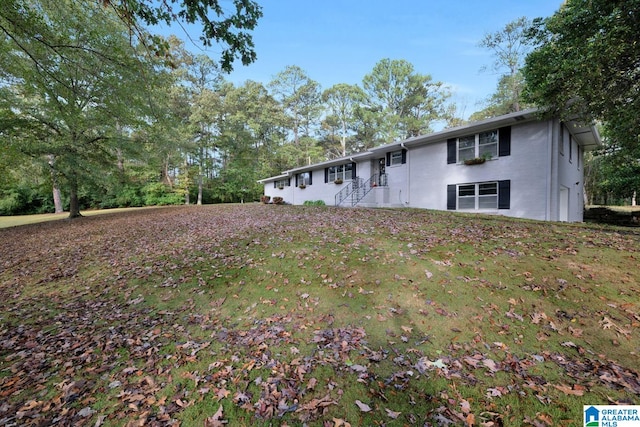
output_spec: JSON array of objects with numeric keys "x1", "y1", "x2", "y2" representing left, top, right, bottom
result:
[{"x1": 164, "y1": 1, "x2": 563, "y2": 118}]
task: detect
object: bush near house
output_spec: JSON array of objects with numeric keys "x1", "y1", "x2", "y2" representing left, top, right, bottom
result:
[
  {"x1": 584, "y1": 206, "x2": 640, "y2": 227},
  {"x1": 303, "y1": 200, "x2": 326, "y2": 206}
]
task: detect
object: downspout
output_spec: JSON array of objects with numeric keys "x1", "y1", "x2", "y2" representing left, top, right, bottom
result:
[
  {"x1": 288, "y1": 172, "x2": 295, "y2": 205},
  {"x1": 546, "y1": 120, "x2": 555, "y2": 221},
  {"x1": 401, "y1": 143, "x2": 409, "y2": 206}
]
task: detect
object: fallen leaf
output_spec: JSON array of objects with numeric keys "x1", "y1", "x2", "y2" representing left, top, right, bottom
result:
[
  {"x1": 553, "y1": 384, "x2": 584, "y2": 396},
  {"x1": 355, "y1": 400, "x2": 371, "y2": 412},
  {"x1": 401, "y1": 325, "x2": 413, "y2": 334},
  {"x1": 204, "y1": 404, "x2": 227, "y2": 426},
  {"x1": 385, "y1": 408, "x2": 401, "y2": 419}
]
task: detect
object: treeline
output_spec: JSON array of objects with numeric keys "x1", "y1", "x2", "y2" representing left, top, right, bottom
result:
[
  {"x1": 0, "y1": 2, "x2": 460, "y2": 216},
  {"x1": 2, "y1": 1, "x2": 638, "y2": 216}
]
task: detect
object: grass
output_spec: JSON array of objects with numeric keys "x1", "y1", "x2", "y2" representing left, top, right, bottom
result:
[
  {"x1": 0, "y1": 206, "x2": 162, "y2": 229},
  {"x1": 0, "y1": 204, "x2": 638, "y2": 426}
]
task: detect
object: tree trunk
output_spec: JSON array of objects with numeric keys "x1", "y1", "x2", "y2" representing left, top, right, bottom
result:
[
  {"x1": 197, "y1": 175, "x2": 203, "y2": 205},
  {"x1": 48, "y1": 155, "x2": 64, "y2": 214},
  {"x1": 52, "y1": 185, "x2": 63, "y2": 214},
  {"x1": 68, "y1": 174, "x2": 82, "y2": 218}
]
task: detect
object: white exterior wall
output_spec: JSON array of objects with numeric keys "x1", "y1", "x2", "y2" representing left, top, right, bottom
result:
[
  {"x1": 407, "y1": 121, "x2": 553, "y2": 221},
  {"x1": 260, "y1": 113, "x2": 592, "y2": 222},
  {"x1": 555, "y1": 122, "x2": 586, "y2": 222},
  {"x1": 381, "y1": 161, "x2": 409, "y2": 206},
  {"x1": 263, "y1": 161, "x2": 373, "y2": 206}
]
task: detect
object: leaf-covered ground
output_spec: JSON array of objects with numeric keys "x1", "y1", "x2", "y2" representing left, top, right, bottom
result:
[{"x1": 1, "y1": 205, "x2": 639, "y2": 426}]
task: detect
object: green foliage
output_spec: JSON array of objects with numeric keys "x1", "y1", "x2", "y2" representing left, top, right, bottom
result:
[
  {"x1": 362, "y1": 58, "x2": 452, "y2": 141},
  {"x1": 474, "y1": 17, "x2": 534, "y2": 119},
  {"x1": 302, "y1": 200, "x2": 325, "y2": 206},
  {"x1": 523, "y1": 0, "x2": 640, "y2": 197},
  {"x1": 102, "y1": 185, "x2": 144, "y2": 209},
  {"x1": 106, "y1": 0, "x2": 262, "y2": 72},
  {"x1": 0, "y1": 0, "x2": 167, "y2": 217},
  {"x1": 141, "y1": 182, "x2": 184, "y2": 206},
  {"x1": 0, "y1": 186, "x2": 52, "y2": 215}
]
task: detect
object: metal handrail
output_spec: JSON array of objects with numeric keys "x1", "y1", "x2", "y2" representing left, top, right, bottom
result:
[{"x1": 334, "y1": 173, "x2": 387, "y2": 206}]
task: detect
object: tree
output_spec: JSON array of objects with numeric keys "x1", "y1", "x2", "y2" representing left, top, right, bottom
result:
[
  {"x1": 0, "y1": 0, "x2": 162, "y2": 217},
  {"x1": 268, "y1": 66, "x2": 323, "y2": 167},
  {"x1": 0, "y1": 0, "x2": 262, "y2": 73},
  {"x1": 214, "y1": 81, "x2": 285, "y2": 202},
  {"x1": 362, "y1": 58, "x2": 451, "y2": 142},
  {"x1": 321, "y1": 84, "x2": 366, "y2": 157},
  {"x1": 523, "y1": 0, "x2": 640, "y2": 195},
  {"x1": 469, "y1": 73, "x2": 528, "y2": 122},
  {"x1": 479, "y1": 17, "x2": 533, "y2": 113}
]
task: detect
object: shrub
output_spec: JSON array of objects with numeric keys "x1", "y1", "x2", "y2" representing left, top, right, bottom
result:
[
  {"x1": 0, "y1": 185, "x2": 52, "y2": 215},
  {"x1": 141, "y1": 182, "x2": 184, "y2": 206},
  {"x1": 260, "y1": 195, "x2": 271, "y2": 204},
  {"x1": 303, "y1": 200, "x2": 326, "y2": 206},
  {"x1": 272, "y1": 196, "x2": 284, "y2": 205}
]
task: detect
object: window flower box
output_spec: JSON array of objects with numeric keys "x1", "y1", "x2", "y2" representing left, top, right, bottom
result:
[
  {"x1": 464, "y1": 153, "x2": 492, "y2": 165},
  {"x1": 298, "y1": 184, "x2": 306, "y2": 189},
  {"x1": 464, "y1": 157, "x2": 486, "y2": 165},
  {"x1": 334, "y1": 178, "x2": 343, "y2": 184}
]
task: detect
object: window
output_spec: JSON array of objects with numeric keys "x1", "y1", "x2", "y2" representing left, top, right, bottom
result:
[
  {"x1": 385, "y1": 149, "x2": 407, "y2": 166},
  {"x1": 458, "y1": 131, "x2": 497, "y2": 162},
  {"x1": 569, "y1": 134, "x2": 573, "y2": 163},
  {"x1": 326, "y1": 163, "x2": 354, "y2": 182},
  {"x1": 447, "y1": 127, "x2": 509, "y2": 164},
  {"x1": 296, "y1": 172, "x2": 312, "y2": 187},
  {"x1": 455, "y1": 182, "x2": 497, "y2": 210},
  {"x1": 447, "y1": 180, "x2": 510, "y2": 210},
  {"x1": 390, "y1": 150, "x2": 403, "y2": 165},
  {"x1": 458, "y1": 136, "x2": 476, "y2": 162},
  {"x1": 274, "y1": 178, "x2": 290, "y2": 188},
  {"x1": 478, "y1": 130, "x2": 498, "y2": 158}
]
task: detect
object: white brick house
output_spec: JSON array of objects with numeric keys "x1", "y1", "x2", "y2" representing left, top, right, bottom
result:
[{"x1": 259, "y1": 109, "x2": 601, "y2": 222}]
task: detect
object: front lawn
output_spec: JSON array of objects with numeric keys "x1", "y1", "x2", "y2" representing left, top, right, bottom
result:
[{"x1": 1, "y1": 204, "x2": 638, "y2": 426}]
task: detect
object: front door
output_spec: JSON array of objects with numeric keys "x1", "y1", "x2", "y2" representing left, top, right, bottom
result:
[
  {"x1": 378, "y1": 158, "x2": 386, "y2": 186},
  {"x1": 559, "y1": 186, "x2": 569, "y2": 221}
]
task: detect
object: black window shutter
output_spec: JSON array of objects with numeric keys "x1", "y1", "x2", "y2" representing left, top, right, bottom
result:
[
  {"x1": 324, "y1": 168, "x2": 328, "y2": 183},
  {"x1": 386, "y1": 152, "x2": 391, "y2": 167},
  {"x1": 351, "y1": 162, "x2": 357, "y2": 179},
  {"x1": 308, "y1": 171, "x2": 312, "y2": 185},
  {"x1": 499, "y1": 126, "x2": 511, "y2": 157},
  {"x1": 287, "y1": 178, "x2": 290, "y2": 186},
  {"x1": 273, "y1": 181, "x2": 276, "y2": 188},
  {"x1": 447, "y1": 184, "x2": 456, "y2": 210},
  {"x1": 447, "y1": 138, "x2": 457, "y2": 164},
  {"x1": 498, "y1": 180, "x2": 511, "y2": 209},
  {"x1": 295, "y1": 174, "x2": 299, "y2": 187},
  {"x1": 401, "y1": 149, "x2": 407, "y2": 164}
]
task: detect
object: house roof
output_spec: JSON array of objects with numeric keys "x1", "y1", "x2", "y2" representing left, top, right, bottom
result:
[{"x1": 258, "y1": 108, "x2": 602, "y2": 183}]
